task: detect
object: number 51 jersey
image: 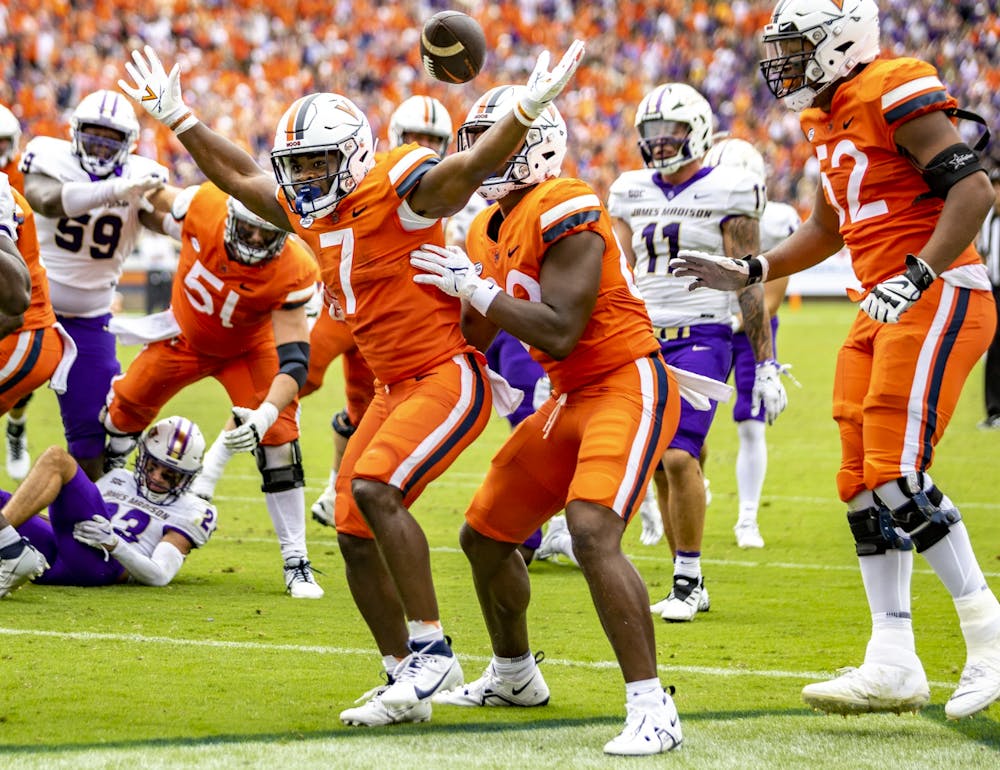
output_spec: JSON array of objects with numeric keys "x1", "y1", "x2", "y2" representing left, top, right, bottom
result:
[{"x1": 19, "y1": 136, "x2": 169, "y2": 316}]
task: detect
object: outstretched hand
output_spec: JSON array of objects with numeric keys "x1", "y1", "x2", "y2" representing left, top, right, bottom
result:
[
  {"x1": 515, "y1": 39, "x2": 586, "y2": 125},
  {"x1": 118, "y1": 45, "x2": 198, "y2": 134}
]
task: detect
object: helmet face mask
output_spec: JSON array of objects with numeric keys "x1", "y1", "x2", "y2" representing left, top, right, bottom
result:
[
  {"x1": 389, "y1": 95, "x2": 452, "y2": 158},
  {"x1": 271, "y1": 94, "x2": 376, "y2": 221},
  {"x1": 759, "y1": 0, "x2": 881, "y2": 111},
  {"x1": 0, "y1": 105, "x2": 21, "y2": 168},
  {"x1": 135, "y1": 416, "x2": 205, "y2": 505},
  {"x1": 635, "y1": 84, "x2": 714, "y2": 174},
  {"x1": 459, "y1": 85, "x2": 567, "y2": 200},
  {"x1": 224, "y1": 197, "x2": 288, "y2": 265},
  {"x1": 70, "y1": 90, "x2": 139, "y2": 178}
]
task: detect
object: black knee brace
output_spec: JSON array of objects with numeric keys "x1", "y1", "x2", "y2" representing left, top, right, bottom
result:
[
  {"x1": 887, "y1": 474, "x2": 960, "y2": 552},
  {"x1": 255, "y1": 439, "x2": 305, "y2": 492},
  {"x1": 847, "y1": 504, "x2": 909, "y2": 556},
  {"x1": 331, "y1": 408, "x2": 357, "y2": 439}
]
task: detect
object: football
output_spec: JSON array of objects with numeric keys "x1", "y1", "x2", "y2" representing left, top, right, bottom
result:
[{"x1": 419, "y1": 11, "x2": 486, "y2": 84}]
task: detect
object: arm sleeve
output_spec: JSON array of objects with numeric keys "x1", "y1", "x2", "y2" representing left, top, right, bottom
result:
[{"x1": 112, "y1": 539, "x2": 186, "y2": 586}]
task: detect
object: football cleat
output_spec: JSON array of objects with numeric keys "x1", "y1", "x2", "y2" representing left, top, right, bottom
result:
[
  {"x1": 310, "y1": 483, "x2": 335, "y2": 527},
  {"x1": 651, "y1": 576, "x2": 710, "y2": 622},
  {"x1": 946, "y1": 647, "x2": 1000, "y2": 719},
  {"x1": 603, "y1": 687, "x2": 683, "y2": 756},
  {"x1": 734, "y1": 519, "x2": 765, "y2": 549},
  {"x1": 433, "y1": 654, "x2": 550, "y2": 707},
  {"x1": 284, "y1": 557, "x2": 324, "y2": 599},
  {"x1": 381, "y1": 637, "x2": 464, "y2": 708},
  {"x1": 5, "y1": 420, "x2": 29, "y2": 481},
  {"x1": 0, "y1": 539, "x2": 49, "y2": 598},
  {"x1": 340, "y1": 676, "x2": 433, "y2": 727},
  {"x1": 802, "y1": 663, "x2": 930, "y2": 715},
  {"x1": 534, "y1": 515, "x2": 579, "y2": 566}
]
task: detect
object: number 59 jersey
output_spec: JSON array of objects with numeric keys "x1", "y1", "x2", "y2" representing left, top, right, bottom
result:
[
  {"x1": 607, "y1": 165, "x2": 764, "y2": 328},
  {"x1": 19, "y1": 136, "x2": 169, "y2": 315},
  {"x1": 97, "y1": 468, "x2": 217, "y2": 556}
]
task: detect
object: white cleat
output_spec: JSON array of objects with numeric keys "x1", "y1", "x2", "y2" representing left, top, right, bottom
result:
[
  {"x1": 381, "y1": 637, "x2": 464, "y2": 708},
  {"x1": 5, "y1": 422, "x2": 29, "y2": 481},
  {"x1": 0, "y1": 540, "x2": 49, "y2": 598},
  {"x1": 734, "y1": 519, "x2": 765, "y2": 549},
  {"x1": 534, "y1": 515, "x2": 579, "y2": 566},
  {"x1": 801, "y1": 663, "x2": 930, "y2": 715},
  {"x1": 340, "y1": 679, "x2": 432, "y2": 726},
  {"x1": 651, "y1": 576, "x2": 710, "y2": 622},
  {"x1": 604, "y1": 687, "x2": 683, "y2": 756},
  {"x1": 638, "y1": 484, "x2": 663, "y2": 546},
  {"x1": 433, "y1": 656, "x2": 550, "y2": 707},
  {"x1": 946, "y1": 648, "x2": 1000, "y2": 719},
  {"x1": 310, "y1": 483, "x2": 335, "y2": 527},
  {"x1": 284, "y1": 557, "x2": 324, "y2": 599}
]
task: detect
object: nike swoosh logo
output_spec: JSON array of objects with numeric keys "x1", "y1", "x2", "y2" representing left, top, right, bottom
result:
[
  {"x1": 414, "y1": 372, "x2": 436, "y2": 381},
  {"x1": 239, "y1": 282, "x2": 251, "y2": 291},
  {"x1": 352, "y1": 205, "x2": 368, "y2": 217},
  {"x1": 413, "y1": 667, "x2": 454, "y2": 700},
  {"x1": 507, "y1": 245, "x2": 520, "y2": 257},
  {"x1": 692, "y1": 193, "x2": 711, "y2": 199},
  {"x1": 511, "y1": 681, "x2": 531, "y2": 696},
  {"x1": 691, "y1": 345, "x2": 711, "y2": 352},
  {"x1": 843, "y1": 117, "x2": 855, "y2": 129}
]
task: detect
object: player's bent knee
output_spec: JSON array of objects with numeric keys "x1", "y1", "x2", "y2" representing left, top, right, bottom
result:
[
  {"x1": 847, "y1": 505, "x2": 905, "y2": 555},
  {"x1": 885, "y1": 473, "x2": 960, "y2": 552},
  {"x1": 254, "y1": 440, "x2": 305, "y2": 493}
]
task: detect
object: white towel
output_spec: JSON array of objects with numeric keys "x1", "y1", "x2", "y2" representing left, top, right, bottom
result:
[
  {"x1": 108, "y1": 309, "x2": 181, "y2": 346},
  {"x1": 666, "y1": 364, "x2": 733, "y2": 411},
  {"x1": 486, "y1": 366, "x2": 524, "y2": 418},
  {"x1": 47, "y1": 322, "x2": 78, "y2": 395}
]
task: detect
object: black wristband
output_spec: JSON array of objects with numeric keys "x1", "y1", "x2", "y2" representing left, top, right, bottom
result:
[
  {"x1": 745, "y1": 256, "x2": 764, "y2": 285},
  {"x1": 903, "y1": 254, "x2": 935, "y2": 291}
]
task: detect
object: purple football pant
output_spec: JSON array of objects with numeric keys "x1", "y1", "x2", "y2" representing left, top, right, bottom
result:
[
  {"x1": 486, "y1": 330, "x2": 545, "y2": 429},
  {"x1": 731, "y1": 316, "x2": 780, "y2": 423},
  {"x1": 55, "y1": 314, "x2": 121, "y2": 461},
  {"x1": 486, "y1": 330, "x2": 545, "y2": 550},
  {"x1": 659, "y1": 323, "x2": 733, "y2": 458},
  {"x1": 6, "y1": 467, "x2": 124, "y2": 586}
]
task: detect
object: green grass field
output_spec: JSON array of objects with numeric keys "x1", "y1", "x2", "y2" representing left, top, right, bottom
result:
[{"x1": 2, "y1": 300, "x2": 999, "y2": 769}]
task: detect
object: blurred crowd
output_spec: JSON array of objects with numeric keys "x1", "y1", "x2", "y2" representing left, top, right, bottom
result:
[{"x1": 1, "y1": 0, "x2": 997, "y2": 208}]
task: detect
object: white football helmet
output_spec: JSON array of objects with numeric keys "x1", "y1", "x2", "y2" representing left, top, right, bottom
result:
[
  {"x1": 70, "y1": 89, "x2": 140, "y2": 178},
  {"x1": 458, "y1": 85, "x2": 567, "y2": 200},
  {"x1": 0, "y1": 105, "x2": 21, "y2": 168},
  {"x1": 389, "y1": 95, "x2": 453, "y2": 157},
  {"x1": 702, "y1": 137, "x2": 767, "y2": 184},
  {"x1": 271, "y1": 93, "x2": 377, "y2": 221},
  {"x1": 760, "y1": 0, "x2": 881, "y2": 112},
  {"x1": 135, "y1": 416, "x2": 205, "y2": 505},
  {"x1": 634, "y1": 83, "x2": 714, "y2": 174},
  {"x1": 224, "y1": 197, "x2": 288, "y2": 265}
]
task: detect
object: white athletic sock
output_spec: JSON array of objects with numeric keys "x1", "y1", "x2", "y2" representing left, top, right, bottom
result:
[
  {"x1": 493, "y1": 651, "x2": 534, "y2": 681},
  {"x1": 921, "y1": 521, "x2": 988, "y2": 599},
  {"x1": 954, "y1": 590, "x2": 1000, "y2": 652},
  {"x1": 858, "y1": 549, "x2": 913, "y2": 640},
  {"x1": 192, "y1": 430, "x2": 234, "y2": 498},
  {"x1": 407, "y1": 619, "x2": 444, "y2": 645},
  {"x1": 626, "y1": 677, "x2": 663, "y2": 705},
  {"x1": 735, "y1": 420, "x2": 767, "y2": 522},
  {"x1": 0, "y1": 525, "x2": 21, "y2": 548},
  {"x1": 7, "y1": 414, "x2": 26, "y2": 429},
  {"x1": 674, "y1": 551, "x2": 701, "y2": 581},
  {"x1": 264, "y1": 487, "x2": 308, "y2": 562},
  {"x1": 327, "y1": 468, "x2": 338, "y2": 488}
]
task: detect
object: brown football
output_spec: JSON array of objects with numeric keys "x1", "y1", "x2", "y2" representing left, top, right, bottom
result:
[{"x1": 419, "y1": 11, "x2": 486, "y2": 84}]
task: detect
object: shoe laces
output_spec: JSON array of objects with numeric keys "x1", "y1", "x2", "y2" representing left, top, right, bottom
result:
[
  {"x1": 354, "y1": 671, "x2": 392, "y2": 704},
  {"x1": 393, "y1": 638, "x2": 450, "y2": 683},
  {"x1": 7, "y1": 431, "x2": 25, "y2": 458},
  {"x1": 284, "y1": 559, "x2": 321, "y2": 583}
]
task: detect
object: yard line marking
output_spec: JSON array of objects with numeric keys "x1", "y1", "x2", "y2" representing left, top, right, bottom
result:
[{"x1": 0, "y1": 626, "x2": 959, "y2": 690}]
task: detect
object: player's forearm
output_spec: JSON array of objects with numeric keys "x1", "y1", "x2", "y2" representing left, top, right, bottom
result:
[
  {"x1": 111, "y1": 539, "x2": 184, "y2": 586},
  {"x1": 176, "y1": 123, "x2": 265, "y2": 199},
  {"x1": 262, "y1": 374, "x2": 300, "y2": 413},
  {"x1": 917, "y1": 171, "x2": 994, "y2": 275},
  {"x1": 737, "y1": 284, "x2": 774, "y2": 361},
  {"x1": 761, "y1": 215, "x2": 843, "y2": 279}
]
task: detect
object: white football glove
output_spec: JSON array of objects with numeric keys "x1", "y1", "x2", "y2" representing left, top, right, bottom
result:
[
  {"x1": 670, "y1": 250, "x2": 769, "y2": 291},
  {"x1": 638, "y1": 483, "x2": 663, "y2": 547},
  {"x1": 859, "y1": 255, "x2": 936, "y2": 324},
  {"x1": 73, "y1": 515, "x2": 118, "y2": 553},
  {"x1": 224, "y1": 403, "x2": 279, "y2": 453},
  {"x1": 752, "y1": 360, "x2": 788, "y2": 425},
  {"x1": 110, "y1": 173, "x2": 165, "y2": 212},
  {"x1": 515, "y1": 40, "x2": 586, "y2": 126},
  {"x1": 410, "y1": 243, "x2": 501, "y2": 314},
  {"x1": 118, "y1": 45, "x2": 198, "y2": 134}
]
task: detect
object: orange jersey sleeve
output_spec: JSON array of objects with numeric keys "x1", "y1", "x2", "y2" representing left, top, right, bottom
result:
[
  {"x1": 467, "y1": 178, "x2": 657, "y2": 394},
  {"x1": 11, "y1": 189, "x2": 55, "y2": 331},
  {"x1": 2, "y1": 157, "x2": 24, "y2": 194},
  {"x1": 281, "y1": 144, "x2": 475, "y2": 384},
  {"x1": 799, "y1": 57, "x2": 980, "y2": 287},
  {"x1": 172, "y1": 183, "x2": 318, "y2": 358}
]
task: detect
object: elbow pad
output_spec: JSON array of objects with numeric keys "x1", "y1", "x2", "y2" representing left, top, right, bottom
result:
[{"x1": 277, "y1": 341, "x2": 310, "y2": 390}]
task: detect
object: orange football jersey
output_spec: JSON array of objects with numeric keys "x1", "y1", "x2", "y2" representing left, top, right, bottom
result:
[
  {"x1": 12, "y1": 188, "x2": 56, "y2": 331},
  {"x1": 800, "y1": 57, "x2": 981, "y2": 288},
  {"x1": 466, "y1": 177, "x2": 658, "y2": 394},
  {"x1": 172, "y1": 183, "x2": 318, "y2": 358},
  {"x1": 2, "y1": 156, "x2": 24, "y2": 194},
  {"x1": 281, "y1": 144, "x2": 475, "y2": 384}
]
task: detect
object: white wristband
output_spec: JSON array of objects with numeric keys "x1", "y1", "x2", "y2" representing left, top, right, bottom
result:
[
  {"x1": 468, "y1": 280, "x2": 503, "y2": 315},
  {"x1": 171, "y1": 112, "x2": 199, "y2": 135},
  {"x1": 61, "y1": 180, "x2": 117, "y2": 218}
]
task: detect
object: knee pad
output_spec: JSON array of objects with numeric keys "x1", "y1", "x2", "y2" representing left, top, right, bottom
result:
[
  {"x1": 254, "y1": 440, "x2": 305, "y2": 493},
  {"x1": 847, "y1": 505, "x2": 909, "y2": 556},
  {"x1": 331, "y1": 408, "x2": 357, "y2": 440},
  {"x1": 886, "y1": 473, "x2": 960, "y2": 552}
]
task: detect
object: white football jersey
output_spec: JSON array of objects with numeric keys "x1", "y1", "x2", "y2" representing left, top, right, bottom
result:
[
  {"x1": 444, "y1": 194, "x2": 488, "y2": 247},
  {"x1": 97, "y1": 468, "x2": 217, "y2": 557},
  {"x1": 760, "y1": 200, "x2": 801, "y2": 253},
  {"x1": 20, "y1": 136, "x2": 169, "y2": 316},
  {"x1": 608, "y1": 165, "x2": 764, "y2": 327}
]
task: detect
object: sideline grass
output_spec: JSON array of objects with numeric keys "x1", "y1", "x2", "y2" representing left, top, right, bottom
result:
[{"x1": 1, "y1": 300, "x2": 998, "y2": 767}]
